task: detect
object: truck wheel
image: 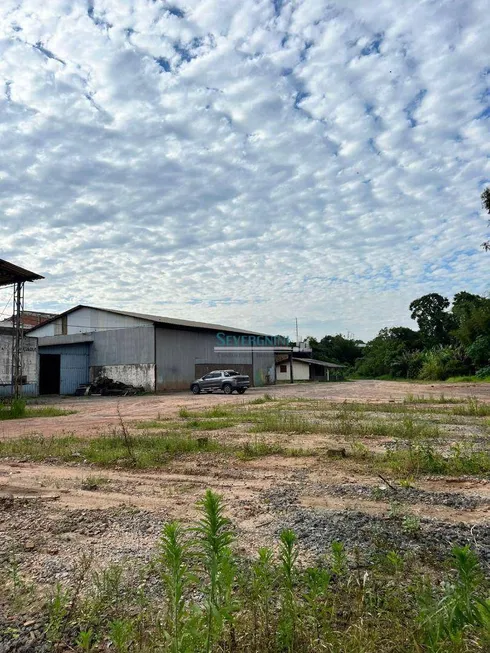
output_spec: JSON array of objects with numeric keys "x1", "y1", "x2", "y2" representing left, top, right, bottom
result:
[
  {"x1": 222, "y1": 383, "x2": 233, "y2": 394},
  {"x1": 237, "y1": 388, "x2": 246, "y2": 394},
  {"x1": 191, "y1": 384, "x2": 200, "y2": 394}
]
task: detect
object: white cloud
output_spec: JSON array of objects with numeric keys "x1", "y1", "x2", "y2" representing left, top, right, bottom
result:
[{"x1": 0, "y1": 0, "x2": 489, "y2": 341}]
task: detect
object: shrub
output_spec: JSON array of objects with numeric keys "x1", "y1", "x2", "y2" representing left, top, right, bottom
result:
[{"x1": 476, "y1": 366, "x2": 490, "y2": 379}]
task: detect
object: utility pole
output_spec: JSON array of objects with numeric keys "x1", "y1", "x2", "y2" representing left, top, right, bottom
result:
[
  {"x1": 295, "y1": 317, "x2": 300, "y2": 347},
  {"x1": 11, "y1": 281, "x2": 25, "y2": 399}
]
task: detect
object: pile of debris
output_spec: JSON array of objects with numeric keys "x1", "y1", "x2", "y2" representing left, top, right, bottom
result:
[{"x1": 75, "y1": 376, "x2": 145, "y2": 397}]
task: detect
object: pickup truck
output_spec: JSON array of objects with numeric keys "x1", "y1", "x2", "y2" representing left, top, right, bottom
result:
[{"x1": 190, "y1": 370, "x2": 250, "y2": 395}]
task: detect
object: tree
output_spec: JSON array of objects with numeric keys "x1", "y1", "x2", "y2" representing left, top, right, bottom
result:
[
  {"x1": 355, "y1": 327, "x2": 422, "y2": 378},
  {"x1": 466, "y1": 335, "x2": 490, "y2": 368},
  {"x1": 316, "y1": 334, "x2": 364, "y2": 366},
  {"x1": 452, "y1": 296, "x2": 490, "y2": 346},
  {"x1": 482, "y1": 187, "x2": 490, "y2": 251},
  {"x1": 409, "y1": 293, "x2": 455, "y2": 347}
]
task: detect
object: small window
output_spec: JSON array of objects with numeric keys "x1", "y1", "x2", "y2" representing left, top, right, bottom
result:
[{"x1": 280, "y1": 364, "x2": 287, "y2": 373}]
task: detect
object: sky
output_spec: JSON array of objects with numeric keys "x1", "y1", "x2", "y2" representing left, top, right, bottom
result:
[{"x1": 0, "y1": 0, "x2": 489, "y2": 342}]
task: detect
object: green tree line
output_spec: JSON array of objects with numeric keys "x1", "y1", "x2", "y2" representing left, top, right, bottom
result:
[{"x1": 309, "y1": 291, "x2": 490, "y2": 381}]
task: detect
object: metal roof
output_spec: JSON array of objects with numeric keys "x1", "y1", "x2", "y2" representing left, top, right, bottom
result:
[
  {"x1": 29, "y1": 304, "x2": 267, "y2": 336},
  {"x1": 276, "y1": 356, "x2": 345, "y2": 368},
  {"x1": 295, "y1": 357, "x2": 346, "y2": 368},
  {"x1": 0, "y1": 259, "x2": 44, "y2": 287}
]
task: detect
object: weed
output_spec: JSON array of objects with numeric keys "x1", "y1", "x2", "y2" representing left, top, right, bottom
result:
[
  {"x1": 116, "y1": 404, "x2": 136, "y2": 465},
  {"x1": 108, "y1": 618, "x2": 134, "y2": 652},
  {"x1": 159, "y1": 522, "x2": 196, "y2": 653},
  {"x1": 76, "y1": 628, "x2": 95, "y2": 652},
  {"x1": 179, "y1": 407, "x2": 191, "y2": 418},
  {"x1": 388, "y1": 501, "x2": 404, "y2": 519},
  {"x1": 195, "y1": 490, "x2": 235, "y2": 653},
  {"x1": 398, "y1": 477, "x2": 415, "y2": 488},
  {"x1": 81, "y1": 476, "x2": 109, "y2": 491},
  {"x1": 249, "y1": 393, "x2": 275, "y2": 405},
  {"x1": 184, "y1": 417, "x2": 235, "y2": 430},
  {"x1": 46, "y1": 582, "x2": 70, "y2": 643},
  {"x1": 452, "y1": 397, "x2": 490, "y2": 417},
  {"x1": 0, "y1": 400, "x2": 75, "y2": 420},
  {"x1": 419, "y1": 546, "x2": 490, "y2": 649},
  {"x1": 8, "y1": 491, "x2": 490, "y2": 652},
  {"x1": 385, "y1": 442, "x2": 490, "y2": 477},
  {"x1": 251, "y1": 412, "x2": 319, "y2": 434},
  {"x1": 278, "y1": 529, "x2": 298, "y2": 652},
  {"x1": 238, "y1": 436, "x2": 285, "y2": 459},
  {"x1": 371, "y1": 486, "x2": 387, "y2": 501},
  {"x1": 250, "y1": 547, "x2": 276, "y2": 650},
  {"x1": 401, "y1": 514, "x2": 421, "y2": 535},
  {"x1": 403, "y1": 393, "x2": 466, "y2": 405}
]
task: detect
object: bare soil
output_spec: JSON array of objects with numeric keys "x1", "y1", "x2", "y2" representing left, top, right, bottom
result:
[{"x1": 1, "y1": 380, "x2": 490, "y2": 588}]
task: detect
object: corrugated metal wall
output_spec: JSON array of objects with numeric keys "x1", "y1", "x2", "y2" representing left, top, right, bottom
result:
[
  {"x1": 39, "y1": 344, "x2": 90, "y2": 395},
  {"x1": 156, "y1": 327, "x2": 275, "y2": 391},
  {"x1": 0, "y1": 383, "x2": 38, "y2": 397}
]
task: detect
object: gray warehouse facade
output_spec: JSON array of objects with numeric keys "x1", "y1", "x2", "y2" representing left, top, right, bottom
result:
[{"x1": 29, "y1": 306, "x2": 275, "y2": 394}]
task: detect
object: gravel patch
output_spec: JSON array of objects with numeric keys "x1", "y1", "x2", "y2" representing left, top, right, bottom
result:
[
  {"x1": 310, "y1": 482, "x2": 490, "y2": 510},
  {"x1": 263, "y1": 485, "x2": 490, "y2": 566}
]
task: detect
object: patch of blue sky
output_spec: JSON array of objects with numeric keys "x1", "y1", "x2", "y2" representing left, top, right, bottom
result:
[
  {"x1": 404, "y1": 89, "x2": 427, "y2": 128},
  {"x1": 360, "y1": 33, "x2": 383, "y2": 57}
]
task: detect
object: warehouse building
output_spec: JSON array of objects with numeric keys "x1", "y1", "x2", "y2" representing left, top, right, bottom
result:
[{"x1": 29, "y1": 305, "x2": 276, "y2": 394}]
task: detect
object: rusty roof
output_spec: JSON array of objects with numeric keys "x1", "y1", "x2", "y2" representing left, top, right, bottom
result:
[{"x1": 0, "y1": 259, "x2": 44, "y2": 287}]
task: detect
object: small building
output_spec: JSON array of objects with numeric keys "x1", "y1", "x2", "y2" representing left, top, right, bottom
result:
[
  {"x1": 0, "y1": 259, "x2": 44, "y2": 397},
  {"x1": 275, "y1": 357, "x2": 345, "y2": 382},
  {"x1": 0, "y1": 311, "x2": 56, "y2": 330},
  {"x1": 0, "y1": 327, "x2": 39, "y2": 396},
  {"x1": 29, "y1": 305, "x2": 276, "y2": 394}
]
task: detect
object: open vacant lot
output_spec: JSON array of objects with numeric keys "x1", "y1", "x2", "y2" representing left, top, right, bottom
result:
[{"x1": 1, "y1": 380, "x2": 490, "y2": 651}]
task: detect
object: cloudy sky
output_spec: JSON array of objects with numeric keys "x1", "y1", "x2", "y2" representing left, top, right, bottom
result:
[{"x1": 0, "y1": 0, "x2": 489, "y2": 341}]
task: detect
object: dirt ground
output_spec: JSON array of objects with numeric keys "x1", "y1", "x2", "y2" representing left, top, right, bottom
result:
[
  {"x1": 1, "y1": 379, "x2": 489, "y2": 439},
  {"x1": 1, "y1": 380, "x2": 490, "y2": 589}
]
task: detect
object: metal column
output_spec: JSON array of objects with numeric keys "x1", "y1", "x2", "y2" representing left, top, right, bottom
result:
[{"x1": 11, "y1": 281, "x2": 25, "y2": 398}]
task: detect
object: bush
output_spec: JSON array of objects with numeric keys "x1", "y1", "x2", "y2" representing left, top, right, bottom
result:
[
  {"x1": 418, "y1": 348, "x2": 470, "y2": 381},
  {"x1": 0, "y1": 398, "x2": 26, "y2": 419},
  {"x1": 476, "y1": 366, "x2": 490, "y2": 379}
]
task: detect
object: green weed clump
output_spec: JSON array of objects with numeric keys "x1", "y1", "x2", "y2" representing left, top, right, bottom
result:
[
  {"x1": 10, "y1": 491, "x2": 490, "y2": 653},
  {"x1": 0, "y1": 432, "x2": 224, "y2": 468},
  {"x1": 385, "y1": 442, "x2": 490, "y2": 477},
  {"x1": 184, "y1": 418, "x2": 236, "y2": 431},
  {"x1": 403, "y1": 393, "x2": 466, "y2": 405},
  {"x1": 452, "y1": 397, "x2": 490, "y2": 417},
  {"x1": 249, "y1": 393, "x2": 276, "y2": 405},
  {"x1": 0, "y1": 399, "x2": 75, "y2": 420},
  {"x1": 251, "y1": 412, "x2": 321, "y2": 434}
]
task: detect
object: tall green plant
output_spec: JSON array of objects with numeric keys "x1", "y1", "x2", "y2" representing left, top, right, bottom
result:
[
  {"x1": 419, "y1": 546, "x2": 490, "y2": 650},
  {"x1": 278, "y1": 529, "x2": 299, "y2": 652},
  {"x1": 159, "y1": 521, "x2": 196, "y2": 653},
  {"x1": 250, "y1": 547, "x2": 276, "y2": 651},
  {"x1": 195, "y1": 489, "x2": 235, "y2": 653}
]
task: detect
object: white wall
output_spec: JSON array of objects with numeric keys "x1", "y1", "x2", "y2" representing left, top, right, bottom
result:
[
  {"x1": 31, "y1": 307, "x2": 152, "y2": 337},
  {"x1": 90, "y1": 364, "x2": 155, "y2": 392},
  {"x1": 275, "y1": 360, "x2": 310, "y2": 381},
  {"x1": 0, "y1": 333, "x2": 38, "y2": 389}
]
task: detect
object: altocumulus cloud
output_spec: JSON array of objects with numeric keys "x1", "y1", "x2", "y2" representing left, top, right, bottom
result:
[{"x1": 0, "y1": 0, "x2": 489, "y2": 340}]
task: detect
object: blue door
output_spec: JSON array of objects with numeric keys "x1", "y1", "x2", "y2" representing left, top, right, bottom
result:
[{"x1": 38, "y1": 344, "x2": 90, "y2": 395}]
